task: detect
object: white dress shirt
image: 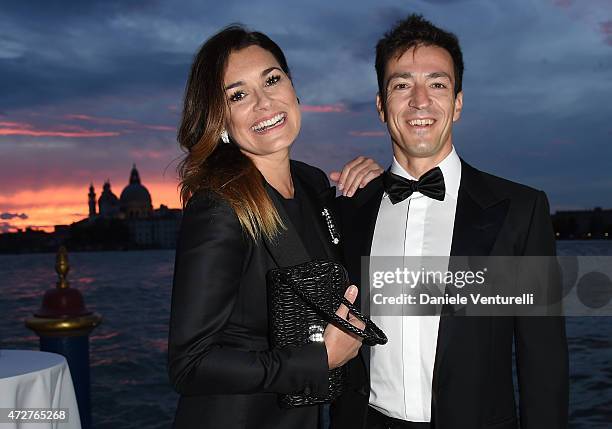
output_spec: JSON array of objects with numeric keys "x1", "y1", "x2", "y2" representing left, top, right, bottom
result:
[{"x1": 368, "y1": 146, "x2": 462, "y2": 422}]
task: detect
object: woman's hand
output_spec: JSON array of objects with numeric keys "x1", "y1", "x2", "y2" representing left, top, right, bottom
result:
[
  {"x1": 324, "y1": 285, "x2": 366, "y2": 369},
  {"x1": 329, "y1": 156, "x2": 384, "y2": 197}
]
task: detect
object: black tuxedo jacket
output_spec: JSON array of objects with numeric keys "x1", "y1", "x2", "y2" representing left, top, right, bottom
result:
[
  {"x1": 168, "y1": 160, "x2": 340, "y2": 429},
  {"x1": 330, "y1": 160, "x2": 569, "y2": 429}
]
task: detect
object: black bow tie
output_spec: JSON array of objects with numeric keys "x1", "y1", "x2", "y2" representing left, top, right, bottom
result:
[{"x1": 382, "y1": 167, "x2": 446, "y2": 204}]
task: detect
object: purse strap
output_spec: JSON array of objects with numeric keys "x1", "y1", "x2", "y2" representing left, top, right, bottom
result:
[{"x1": 289, "y1": 283, "x2": 387, "y2": 346}]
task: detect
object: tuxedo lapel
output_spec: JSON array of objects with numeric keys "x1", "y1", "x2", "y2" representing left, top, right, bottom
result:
[
  {"x1": 352, "y1": 176, "x2": 385, "y2": 264},
  {"x1": 450, "y1": 160, "x2": 510, "y2": 257},
  {"x1": 433, "y1": 160, "x2": 510, "y2": 391}
]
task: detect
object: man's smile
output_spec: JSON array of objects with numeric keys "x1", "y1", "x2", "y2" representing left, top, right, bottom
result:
[{"x1": 407, "y1": 118, "x2": 436, "y2": 127}]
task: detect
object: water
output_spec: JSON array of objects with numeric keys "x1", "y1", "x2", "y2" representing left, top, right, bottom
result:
[
  {"x1": 0, "y1": 250, "x2": 177, "y2": 428},
  {"x1": 557, "y1": 241, "x2": 612, "y2": 428},
  {"x1": 0, "y1": 242, "x2": 610, "y2": 428}
]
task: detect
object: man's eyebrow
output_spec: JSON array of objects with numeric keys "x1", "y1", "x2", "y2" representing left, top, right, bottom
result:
[
  {"x1": 224, "y1": 67, "x2": 283, "y2": 91},
  {"x1": 427, "y1": 71, "x2": 452, "y2": 80},
  {"x1": 386, "y1": 72, "x2": 413, "y2": 87}
]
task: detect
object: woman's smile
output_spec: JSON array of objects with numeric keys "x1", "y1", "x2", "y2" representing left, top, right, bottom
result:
[{"x1": 251, "y1": 112, "x2": 287, "y2": 134}]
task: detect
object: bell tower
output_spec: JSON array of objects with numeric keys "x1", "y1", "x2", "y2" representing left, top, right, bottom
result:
[{"x1": 88, "y1": 183, "x2": 96, "y2": 219}]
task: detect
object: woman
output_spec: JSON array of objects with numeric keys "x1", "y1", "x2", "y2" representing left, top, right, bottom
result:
[{"x1": 168, "y1": 25, "x2": 380, "y2": 429}]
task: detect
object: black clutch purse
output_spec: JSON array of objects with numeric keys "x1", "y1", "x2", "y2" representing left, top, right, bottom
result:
[{"x1": 267, "y1": 259, "x2": 387, "y2": 408}]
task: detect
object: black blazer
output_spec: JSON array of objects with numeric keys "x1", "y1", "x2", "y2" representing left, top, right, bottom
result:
[
  {"x1": 330, "y1": 160, "x2": 569, "y2": 429},
  {"x1": 168, "y1": 160, "x2": 341, "y2": 429}
]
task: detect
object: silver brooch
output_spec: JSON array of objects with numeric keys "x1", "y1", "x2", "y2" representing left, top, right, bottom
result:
[
  {"x1": 308, "y1": 324, "x2": 325, "y2": 342},
  {"x1": 321, "y1": 207, "x2": 340, "y2": 245}
]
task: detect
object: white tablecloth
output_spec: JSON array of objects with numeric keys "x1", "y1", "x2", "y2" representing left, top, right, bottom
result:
[{"x1": 0, "y1": 350, "x2": 81, "y2": 429}]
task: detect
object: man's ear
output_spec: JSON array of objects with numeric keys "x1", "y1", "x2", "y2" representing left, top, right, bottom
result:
[
  {"x1": 452, "y1": 91, "x2": 463, "y2": 122},
  {"x1": 376, "y1": 93, "x2": 386, "y2": 123}
]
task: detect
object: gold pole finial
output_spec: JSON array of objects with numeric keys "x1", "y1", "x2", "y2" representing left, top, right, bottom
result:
[{"x1": 55, "y1": 246, "x2": 70, "y2": 289}]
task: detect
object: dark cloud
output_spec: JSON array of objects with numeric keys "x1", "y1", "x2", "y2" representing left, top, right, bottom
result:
[
  {"x1": 0, "y1": 0, "x2": 160, "y2": 22},
  {"x1": 0, "y1": 40, "x2": 190, "y2": 110},
  {"x1": 0, "y1": 222, "x2": 17, "y2": 233},
  {"x1": 0, "y1": 213, "x2": 28, "y2": 220}
]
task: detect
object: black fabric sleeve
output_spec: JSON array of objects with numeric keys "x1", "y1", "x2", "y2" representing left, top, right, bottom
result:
[
  {"x1": 167, "y1": 192, "x2": 329, "y2": 397},
  {"x1": 514, "y1": 191, "x2": 569, "y2": 428}
]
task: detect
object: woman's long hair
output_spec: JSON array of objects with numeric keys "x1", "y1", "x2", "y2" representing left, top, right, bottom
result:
[{"x1": 177, "y1": 25, "x2": 292, "y2": 242}]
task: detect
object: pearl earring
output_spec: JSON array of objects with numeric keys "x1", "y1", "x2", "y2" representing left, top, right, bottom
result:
[{"x1": 220, "y1": 129, "x2": 229, "y2": 144}]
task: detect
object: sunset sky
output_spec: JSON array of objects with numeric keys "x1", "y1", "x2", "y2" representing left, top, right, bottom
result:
[{"x1": 1, "y1": 0, "x2": 611, "y2": 233}]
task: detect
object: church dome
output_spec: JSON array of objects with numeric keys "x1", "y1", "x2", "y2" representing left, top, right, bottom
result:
[
  {"x1": 120, "y1": 164, "x2": 152, "y2": 218},
  {"x1": 98, "y1": 180, "x2": 120, "y2": 218},
  {"x1": 99, "y1": 181, "x2": 119, "y2": 206}
]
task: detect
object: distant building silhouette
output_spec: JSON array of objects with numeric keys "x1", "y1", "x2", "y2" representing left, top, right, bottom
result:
[
  {"x1": 1, "y1": 165, "x2": 183, "y2": 253},
  {"x1": 98, "y1": 180, "x2": 120, "y2": 218},
  {"x1": 7, "y1": 167, "x2": 611, "y2": 254},
  {"x1": 88, "y1": 183, "x2": 96, "y2": 219},
  {"x1": 552, "y1": 207, "x2": 612, "y2": 239},
  {"x1": 74, "y1": 164, "x2": 182, "y2": 248},
  {"x1": 120, "y1": 164, "x2": 153, "y2": 218}
]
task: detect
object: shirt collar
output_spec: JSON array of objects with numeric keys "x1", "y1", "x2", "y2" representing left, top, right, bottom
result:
[{"x1": 388, "y1": 145, "x2": 461, "y2": 200}]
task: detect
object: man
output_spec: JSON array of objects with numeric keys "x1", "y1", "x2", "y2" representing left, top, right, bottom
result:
[{"x1": 330, "y1": 14, "x2": 568, "y2": 429}]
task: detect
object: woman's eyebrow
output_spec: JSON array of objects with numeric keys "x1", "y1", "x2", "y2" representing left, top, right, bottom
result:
[
  {"x1": 225, "y1": 67, "x2": 283, "y2": 91},
  {"x1": 261, "y1": 66, "x2": 282, "y2": 76},
  {"x1": 224, "y1": 80, "x2": 244, "y2": 91}
]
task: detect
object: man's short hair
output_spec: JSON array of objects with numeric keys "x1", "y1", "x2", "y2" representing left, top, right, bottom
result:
[{"x1": 375, "y1": 14, "x2": 464, "y2": 101}]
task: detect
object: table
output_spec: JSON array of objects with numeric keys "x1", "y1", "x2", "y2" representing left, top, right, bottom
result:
[{"x1": 0, "y1": 350, "x2": 81, "y2": 429}]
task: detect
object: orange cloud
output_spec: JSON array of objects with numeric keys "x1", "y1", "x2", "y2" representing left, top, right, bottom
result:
[
  {"x1": 0, "y1": 129, "x2": 118, "y2": 137},
  {"x1": 0, "y1": 121, "x2": 28, "y2": 127},
  {"x1": 301, "y1": 104, "x2": 347, "y2": 113},
  {"x1": 0, "y1": 121, "x2": 119, "y2": 138},
  {"x1": 0, "y1": 180, "x2": 181, "y2": 232},
  {"x1": 65, "y1": 113, "x2": 176, "y2": 132},
  {"x1": 142, "y1": 124, "x2": 176, "y2": 131},
  {"x1": 129, "y1": 148, "x2": 171, "y2": 160},
  {"x1": 0, "y1": 186, "x2": 89, "y2": 231},
  {"x1": 64, "y1": 114, "x2": 135, "y2": 126}
]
